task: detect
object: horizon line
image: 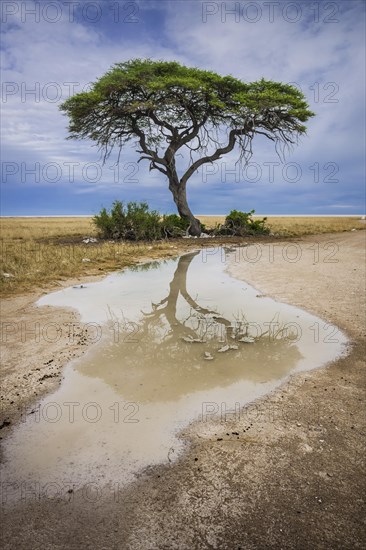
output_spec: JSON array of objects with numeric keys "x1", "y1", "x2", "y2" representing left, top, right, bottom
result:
[{"x1": 1, "y1": 214, "x2": 365, "y2": 218}]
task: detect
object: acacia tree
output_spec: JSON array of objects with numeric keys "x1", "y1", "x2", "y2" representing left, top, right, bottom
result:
[{"x1": 60, "y1": 59, "x2": 314, "y2": 236}]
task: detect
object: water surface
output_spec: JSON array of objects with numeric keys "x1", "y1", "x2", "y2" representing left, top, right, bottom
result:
[{"x1": 1, "y1": 249, "x2": 348, "y2": 495}]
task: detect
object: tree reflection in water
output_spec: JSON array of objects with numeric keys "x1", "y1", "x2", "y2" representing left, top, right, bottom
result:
[{"x1": 78, "y1": 251, "x2": 302, "y2": 402}]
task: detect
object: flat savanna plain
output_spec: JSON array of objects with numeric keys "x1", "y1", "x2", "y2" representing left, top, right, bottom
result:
[
  {"x1": 0, "y1": 216, "x2": 365, "y2": 549},
  {"x1": 1, "y1": 215, "x2": 364, "y2": 296}
]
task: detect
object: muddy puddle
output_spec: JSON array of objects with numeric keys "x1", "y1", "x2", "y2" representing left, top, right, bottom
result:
[{"x1": 1, "y1": 249, "x2": 348, "y2": 500}]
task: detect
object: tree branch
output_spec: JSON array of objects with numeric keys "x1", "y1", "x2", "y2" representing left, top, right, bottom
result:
[
  {"x1": 180, "y1": 126, "x2": 251, "y2": 187},
  {"x1": 132, "y1": 119, "x2": 167, "y2": 167}
]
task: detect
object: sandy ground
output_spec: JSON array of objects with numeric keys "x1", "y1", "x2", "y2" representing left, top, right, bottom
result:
[
  {"x1": 0, "y1": 231, "x2": 365, "y2": 549},
  {"x1": 0, "y1": 273, "x2": 111, "y2": 439}
]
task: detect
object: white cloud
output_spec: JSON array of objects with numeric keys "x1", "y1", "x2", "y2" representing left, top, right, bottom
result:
[{"x1": 1, "y1": 0, "x2": 365, "y2": 214}]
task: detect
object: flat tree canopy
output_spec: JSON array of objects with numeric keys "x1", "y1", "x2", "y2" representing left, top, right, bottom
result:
[{"x1": 60, "y1": 59, "x2": 315, "y2": 235}]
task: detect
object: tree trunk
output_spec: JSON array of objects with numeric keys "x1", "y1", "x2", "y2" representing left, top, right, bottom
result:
[{"x1": 169, "y1": 179, "x2": 201, "y2": 236}]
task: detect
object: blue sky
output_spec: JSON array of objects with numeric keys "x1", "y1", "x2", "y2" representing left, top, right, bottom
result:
[{"x1": 1, "y1": 0, "x2": 365, "y2": 215}]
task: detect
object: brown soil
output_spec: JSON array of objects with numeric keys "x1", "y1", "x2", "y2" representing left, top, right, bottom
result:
[{"x1": 0, "y1": 231, "x2": 365, "y2": 550}]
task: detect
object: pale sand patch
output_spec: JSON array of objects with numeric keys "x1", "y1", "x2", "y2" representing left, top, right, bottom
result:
[{"x1": 226, "y1": 231, "x2": 366, "y2": 340}]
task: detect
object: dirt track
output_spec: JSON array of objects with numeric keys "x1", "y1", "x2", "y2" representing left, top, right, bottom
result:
[{"x1": 1, "y1": 231, "x2": 365, "y2": 549}]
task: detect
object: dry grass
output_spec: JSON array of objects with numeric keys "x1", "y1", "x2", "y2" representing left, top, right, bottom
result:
[
  {"x1": 0, "y1": 217, "x2": 176, "y2": 297},
  {"x1": 200, "y1": 215, "x2": 365, "y2": 236},
  {"x1": 1, "y1": 216, "x2": 364, "y2": 297},
  {"x1": 0, "y1": 217, "x2": 97, "y2": 241},
  {"x1": 265, "y1": 216, "x2": 365, "y2": 236}
]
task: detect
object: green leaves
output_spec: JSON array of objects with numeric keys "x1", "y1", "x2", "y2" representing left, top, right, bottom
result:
[
  {"x1": 93, "y1": 201, "x2": 204, "y2": 240},
  {"x1": 62, "y1": 59, "x2": 313, "y2": 116},
  {"x1": 93, "y1": 200, "x2": 162, "y2": 241},
  {"x1": 61, "y1": 60, "x2": 314, "y2": 130},
  {"x1": 60, "y1": 58, "x2": 315, "y2": 176},
  {"x1": 218, "y1": 210, "x2": 270, "y2": 236}
]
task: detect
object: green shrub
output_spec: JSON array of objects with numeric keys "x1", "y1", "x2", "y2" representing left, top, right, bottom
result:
[
  {"x1": 125, "y1": 201, "x2": 162, "y2": 240},
  {"x1": 93, "y1": 206, "x2": 114, "y2": 237},
  {"x1": 93, "y1": 200, "x2": 162, "y2": 240},
  {"x1": 216, "y1": 209, "x2": 269, "y2": 236},
  {"x1": 93, "y1": 202, "x2": 205, "y2": 240},
  {"x1": 160, "y1": 214, "x2": 190, "y2": 237}
]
